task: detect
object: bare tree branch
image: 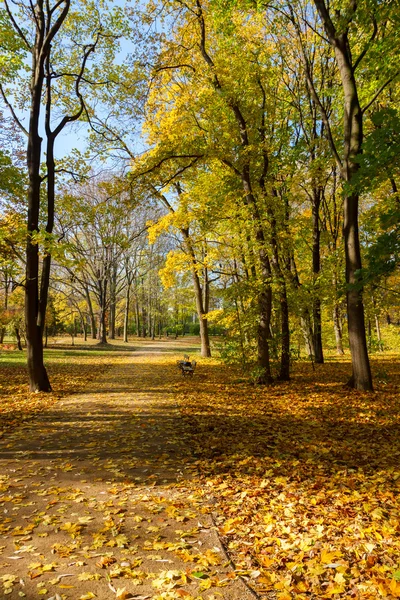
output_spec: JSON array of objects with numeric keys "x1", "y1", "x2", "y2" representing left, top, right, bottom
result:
[
  {"x1": 362, "y1": 72, "x2": 400, "y2": 114},
  {"x1": 353, "y1": 16, "x2": 378, "y2": 71},
  {"x1": 0, "y1": 84, "x2": 28, "y2": 136}
]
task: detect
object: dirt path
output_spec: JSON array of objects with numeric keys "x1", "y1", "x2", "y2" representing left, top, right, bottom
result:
[{"x1": 0, "y1": 343, "x2": 256, "y2": 600}]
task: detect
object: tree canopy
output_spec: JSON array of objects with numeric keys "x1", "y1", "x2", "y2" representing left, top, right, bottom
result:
[{"x1": 0, "y1": 0, "x2": 399, "y2": 389}]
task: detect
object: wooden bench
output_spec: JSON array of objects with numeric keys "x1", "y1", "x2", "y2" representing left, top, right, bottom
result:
[{"x1": 177, "y1": 355, "x2": 197, "y2": 377}]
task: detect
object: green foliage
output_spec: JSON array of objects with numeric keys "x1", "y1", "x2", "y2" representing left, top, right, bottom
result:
[{"x1": 356, "y1": 109, "x2": 400, "y2": 192}]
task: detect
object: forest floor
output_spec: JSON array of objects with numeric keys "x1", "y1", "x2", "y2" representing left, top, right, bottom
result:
[{"x1": 1, "y1": 338, "x2": 400, "y2": 600}]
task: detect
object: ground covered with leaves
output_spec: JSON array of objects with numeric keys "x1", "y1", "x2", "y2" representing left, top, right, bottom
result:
[
  {"x1": 1, "y1": 340, "x2": 400, "y2": 599},
  {"x1": 176, "y1": 354, "x2": 400, "y2": 599},
  {"x1": 0, "y1": 343, "x2": 113, "y2": 437},
  {"x1": 0, "y1": 340, "x2": 254, "y2": 600}
]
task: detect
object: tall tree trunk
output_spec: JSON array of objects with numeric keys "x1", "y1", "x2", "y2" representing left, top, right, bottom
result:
[
  {"x1": 98, "y1": 278, "x2": 108, "y2": 344},
  {"x1": 372, "y1": 295, "x2": 383, "y2": 351},
  {"x1": 123, "y1": 281, "x2": 130, "y2": 343},
  {"x1": 278, "y1": 285, "x2": 290, "y2": 380},
  {"x1": 26, "y1": 122, "x2": 51, "y2": 391},
  {"x1": 24, "y1": 0, "x2": 70, "y2": 392},
  {"x1": 84, "y1": 286, "x2": 97, "y2": 339},
  {"x1": 189, "y1": 253, "x2": 211, "y2": 357},
  {"x1": 25, "y1": 45, "x2": 52, "y2": 390},
  {"x1": 180, "y1": 226, "x2": 212, "y2": 358},
  {"x1": 269, "y1": 192, "x2": 290, "y2": 381},
  {"x1": 343, "y1": 189, "x2": 372, "y2": 389},
  {"x1": 1, "y1": 272, "x2": 8, "y2": 343},
  {"x1": 135, "y1": 295, "x2": 140, "y2": 337},
  {"x1": 109, "y1": 265, "x2": 116, "y2": 340},
  {"x1": 333, "y1": 304, "x2": 344, "y2": 355},
  {"x1": 312, "y1": 188, "x2": 324, "y2": 363},
  {"x1": 375, "y1": 315, "x2": 383, "y2": 351},
  {"x1": 313, "y1": 0, "x2": 373, "y2": 390},
  {"x1": 302, "y1": 312, "x2": 315, "y2": 358},
  {"x1": 340, "y1": 133, "x2": 372, "y2": 387},
  {"x1": 289, "y1": 255, "x2": 315, "y2": 358},
  {"x1": 15, "y1": 327, "x2": 23, "y2": 351}
]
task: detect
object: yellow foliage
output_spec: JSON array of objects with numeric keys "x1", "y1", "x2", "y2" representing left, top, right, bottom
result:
[{"x1": 159, "y1": 251, "x2": 192, "y2": 288}]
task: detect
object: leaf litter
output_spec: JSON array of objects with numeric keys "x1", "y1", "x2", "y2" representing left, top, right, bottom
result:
[
  {"x1": 0, "y1": 343, "x2": 254, "y2": 600},
  {"x1": 1, "y1": 342, "x2": 400, "y2": 598},
  {"x1": 175, "y1": 354, "x2": 400, "y2": 599}
]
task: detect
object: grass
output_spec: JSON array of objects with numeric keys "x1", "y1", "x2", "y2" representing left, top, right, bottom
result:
[{"x1": 0, "y1": 339, "x2": 117, "y2": 437}]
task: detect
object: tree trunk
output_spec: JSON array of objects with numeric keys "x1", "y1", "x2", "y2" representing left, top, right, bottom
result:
[
  {"x1": 109, "y1": 265, "x2": 116, "y2": 339},
  {"x1": 98, "y1": 278, "x2": 108, "y2": 344},
  {"x1": 1, "y1": 272, "x2": 8, "y2": 343},
  {"x1": 269, "y1": 193, "x2": 290, "y2": 381},
  {"x1": 25, "y1": 191, "x2": 51, "y2": 390},
  {"x1": 180, "y1": 228, "x2": 212, "y2": 358},
  {"x1": 191, "y1": 266, "x2": 211, "y2": 357},
  {"x1": 338, "y1": 172, "x2": 373, "y2": 387},
  {"x1": 372, "y1": 295, "x2": 383, "y2": 351},
  {"x1": 141, "y1": 308, "x2": 147, "y2": 337},
  {"x1": 343, "y1": 192, "x2": 373, "y2": 389},
  {"x1": 301, "y1": 311, "x2": 315, "y2": 358},
  {"x1": 333, "y1": 305, "x2": 344, "y2": 355},
  {"x1": 375, "y1": 314, "x2": 383, "y2": 350},
  {"x1": 85, "y1": 287, "x2": 97, "y2": 339},
  {"x1": 123, "y1": 281, "x2": 130, "y2": 343},
  {"x1": 99, "y1": 309, "x2": 107, "y2": 343},
  {"x1": 313, "y1": 0, "x2": 373, "y2": 390},
  {"x1": 135, "y1": 295, "x2": 140, "y2": 336},
  {"x1": 25, "y1": 96, "x2": 52, "y2": 391},
  {"x1": 278, "y1": 286, "x2": 290, "y2": 381},
  {"x1": 312, "y1": 189, "x2": 324, "y2": 363},
  {"x1": 15, "y1": 327, "x2": 22, "y2": 351}
]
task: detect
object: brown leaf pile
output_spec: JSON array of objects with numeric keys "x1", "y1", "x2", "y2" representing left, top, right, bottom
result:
[
  {"x1": 176, "y1": 355, "x2": 400, "y2": 599},
  {"x1": 1, "y1": 343, "x2": 400, "y2": 599}
]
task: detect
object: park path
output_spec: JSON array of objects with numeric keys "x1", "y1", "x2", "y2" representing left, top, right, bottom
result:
[{"x1": 0, "y1": 342, "x2": 256, "y2": 600}]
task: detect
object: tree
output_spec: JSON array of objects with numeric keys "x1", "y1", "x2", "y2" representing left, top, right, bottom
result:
[
  {"x1": 54, "y1": 177, "x2": 152, "y2": 344},
  {"x1": 279, "y1": 0, "x2": 398, "y2": 389},
  {"x1": 0, "y1": 0, "x2": 121, "y2": 390}
]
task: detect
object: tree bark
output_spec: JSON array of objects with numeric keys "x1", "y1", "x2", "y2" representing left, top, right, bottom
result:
[
  {"x1": 15, "y1": 327, "x2": 22, "y2": 350},
  {"x1": 85, "y1": 286, "x2": 97, "y2": 339},
  {"x1": 312, "y1": 189, "x2": 324, "y2": 363},
  {"x1": 185, "y1": 237, "x2": 211, "y2": 357},
  {"x1": 269, "y1": 191, "x2": 290, "y2": 381},
  {"x1": 333, "y1": 304, "x2": 344, "y2": 355},
  {"x1": 25, "y1": 90, "x2": 52, "y2": 390},
  {"x1": 123, "y1": 280, "x2": 130, "y2": 343},
  {"x1": 109, "y1": 264, "x2": 117, "y2": 339},
  {"x1": 372, "y1": 295, "x2": 383, "y2": 351},
  {"x1": 98, "y1": 277, "x2": 108, "y2": 344},
  {"x1": 135, "y1": 294, "x2": 140, "y2": 336},
  {"x1": 313, "y1": 0, "x2": 373, "y2": 390}
]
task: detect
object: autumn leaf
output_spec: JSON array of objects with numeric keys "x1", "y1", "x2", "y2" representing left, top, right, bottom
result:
[{"x1": 79, "y1": 593, "x2": 96, "y2": 600}]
